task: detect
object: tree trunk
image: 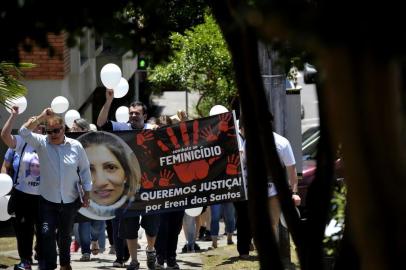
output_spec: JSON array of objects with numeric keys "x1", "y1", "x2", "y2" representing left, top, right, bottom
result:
[
  {"x1": 319, "y1": 48, "x2": 406, "y2": 270},
  {"x1": 210, "y1": 1, "x2": 303, "y2": 269}
]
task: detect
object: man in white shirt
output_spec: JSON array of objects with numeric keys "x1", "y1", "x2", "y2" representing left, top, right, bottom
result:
[
  {"x1": 268, "y1": 132, "x2": 301, "y2": 241},
  {"x1": 19, "y1": 108, "x2": 92, "y2": 270}
]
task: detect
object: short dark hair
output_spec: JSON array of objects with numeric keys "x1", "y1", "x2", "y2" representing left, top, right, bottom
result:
[{"x1": 129, "y1": 101, "x2": 147, "y2": 115}]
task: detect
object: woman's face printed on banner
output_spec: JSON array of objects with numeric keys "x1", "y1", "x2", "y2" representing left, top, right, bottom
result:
[{"x1": 85, "y1": 145, "x2": 126, "y2": 206}]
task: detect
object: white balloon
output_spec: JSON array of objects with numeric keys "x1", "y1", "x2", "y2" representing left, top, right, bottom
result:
[
  {"x1": 115, "y1": 106, "x2": 129, "y2": 123},
  {"x1": 100, "y1": 63, "x2": 122, "y2": 89},
  {"x1": 113, "y1": 77, "x2": 129, "y2": 98},
  {"x1": 5, "y1": 96, "x2": 27, "y2": 114},
  {"x1": 51, "y1": 96, "x2": 69, "y2": 114},
  {"x1": 64, "y1": 109, "x2": 81, "y2": 129},
  {"x1": 0, "y1": 174, "x2": 13, "y2": 197},
  {"x1": 89, "y1": 124, "x2": 98, "y2": 131},
  {"x1": 0, "y1": 196, "x2": 11, "y2": 221},
  {"x1": 185, "y1": 207, "x2": 203, "y2": 217},
  {"x1": 209, "y1": 105, "x2": 229, "y2": 116}
]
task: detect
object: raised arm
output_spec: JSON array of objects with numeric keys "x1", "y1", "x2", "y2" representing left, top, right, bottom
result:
[
  {"x1": 96, "y1": 88, "x2": 114, "y2": 127},
  {"x1": 0, "y1": 106, "x2": 19, "y2": 148},
  {"x1": 22, "y1": 108, "x2": 52, "y2": 130},
  {"x1": 19, "y1": 108, "x2": 53, "y2": 148}
]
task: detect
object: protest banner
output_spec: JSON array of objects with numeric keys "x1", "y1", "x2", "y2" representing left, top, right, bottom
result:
[{"x1": 71, "y1": 112, "x2": 246, "y2": 219}]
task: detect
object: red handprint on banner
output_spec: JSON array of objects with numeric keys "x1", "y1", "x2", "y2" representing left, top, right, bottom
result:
[
  {"x1": 226, "y1": 154, "x2": 240, "y2": 175},
  {"x1": 157, "y1": 120, "x2": 219, "y2": 183},
  {"x1": 141, "y1": 172, "x2": 156, "y2": 189},
  {"x1": 136, "y1": 130, "x2": 154, "y2": 151},
  {"x1": 201, "y1": 113, "x2": 235, "y2": 143},
  {"x1": 159, "y1": 168, "x2": 175, "y2": 187},
  {"x1": 201, "y1": 126, "x2": 218, "y2": 142},
  {"x1": 218, "y1": 113, "x2": 235, "y2": 136}
]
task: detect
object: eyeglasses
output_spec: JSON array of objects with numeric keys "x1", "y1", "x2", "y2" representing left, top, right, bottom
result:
[{"x1": 46, "y1": 127, "x2": 62, "y2": 134}]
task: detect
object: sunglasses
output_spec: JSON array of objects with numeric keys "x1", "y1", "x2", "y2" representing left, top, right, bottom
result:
[{"x1": 46, "y1": 127, "x2": 62, "y2": 134}]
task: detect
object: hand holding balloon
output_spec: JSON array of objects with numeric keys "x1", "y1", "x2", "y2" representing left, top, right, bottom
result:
[
  {"x1": 6, "y1": 96, "x2": 27, "y2": 114},
  {"x1": 38, "y1": 108, "x2": 54, "y2": 122},
  {"x1": 10, "y1": 106, "x2": 19, "y2": 116},
  {"x1": 106, "y1": 88, "x2": 114, "y2": 103}
]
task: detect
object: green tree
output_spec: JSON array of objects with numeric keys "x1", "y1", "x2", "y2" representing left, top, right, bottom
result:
[
  {"x1": 0, "y1": 0, "x2": 207, "y2": 64},
  {"x1": 0, "y1": 62, "x2": 34, "y2": 108},
  {"x1": 0, "y1": 0, "x2": 206, "y2": 107},
  {"x1": 149, "y1": 13, "x2": 237, "y2": 116}
]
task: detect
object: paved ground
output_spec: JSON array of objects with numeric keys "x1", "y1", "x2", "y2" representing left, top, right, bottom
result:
[{"x1": 2, "y1": 223, "x2": 235, "y2": 270}]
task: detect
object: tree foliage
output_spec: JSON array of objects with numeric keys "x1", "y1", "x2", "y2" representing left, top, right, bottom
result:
[
  {"x1": 0, "y1": 0, "x2": 206, "y2": 64},
  {"x1": 0, "y1": 0, "x2": 206, "y2": 103},
  {"x1": 0, "y1": 62, "x2": 35, "y2": 108},
  {"x1": 149, "y1": 13, "x2": 237, "y2": 116}
]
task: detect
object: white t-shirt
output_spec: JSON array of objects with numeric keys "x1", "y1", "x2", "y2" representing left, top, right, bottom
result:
[
  {"x1": 13, "y1": 135, "x2": 41, "y2": 195},
  {"x1": 238, "y1": 132, "x2": 296, "y2": 197},
  {"x1": 268, "y1": 132, "x2": 296, "y2": 197},
  {"x1": 237, "y1": 132, "x2": 248, "y2": 194}
]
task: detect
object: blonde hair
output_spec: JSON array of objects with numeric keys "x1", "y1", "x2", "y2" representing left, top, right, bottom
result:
[{"x1": 47, "y1": 115, "x2": 65, "y2": 127}]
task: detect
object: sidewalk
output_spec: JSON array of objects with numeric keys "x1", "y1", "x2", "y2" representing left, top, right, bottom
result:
[{"x1": 2, "y1": 224, "x2": 235, "y2": 270}]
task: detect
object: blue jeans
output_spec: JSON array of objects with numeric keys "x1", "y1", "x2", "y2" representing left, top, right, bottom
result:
[
  {"x1": 183, "y1": 214, "x2": 196, "y2": 248},
  {"x1": 78, "y1": 220, "x2": 106, "y2": 254},
  {"x1": 38, "y1": 197, "x2": 79, "y2": 269},
  {"x1": 210, "y1": 202, "x2": 236, "y2": 236}
]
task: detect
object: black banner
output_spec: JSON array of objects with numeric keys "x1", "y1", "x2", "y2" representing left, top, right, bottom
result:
[{"x1": 73, "y1": 112, "x2": 246, "y2": 219}]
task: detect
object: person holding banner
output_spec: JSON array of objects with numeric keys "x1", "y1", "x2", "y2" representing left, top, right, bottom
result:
[
  {"x1": 154, "y1": 115, "x2": 185, "y2": 269},
  {"x1": 233, "y1": 120, "x2": 253, "y2": 259},
  {"x1": 77, "y1": 130, "x2": 139, "y2": 265},
  {"x1": 19, "y1": 108, "x2": 92, "y2": 270},
  {"x1": 97, "y1": 88, "x2": 159, "y2": 270}
]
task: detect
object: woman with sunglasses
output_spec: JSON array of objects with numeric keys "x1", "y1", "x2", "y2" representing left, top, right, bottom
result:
[
  {"x1": 0, "y1": 106, "x2": 45, "y2": 270},
  {"x1": 19, "y1": 107, "x2": 92, "y2": 270}
]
